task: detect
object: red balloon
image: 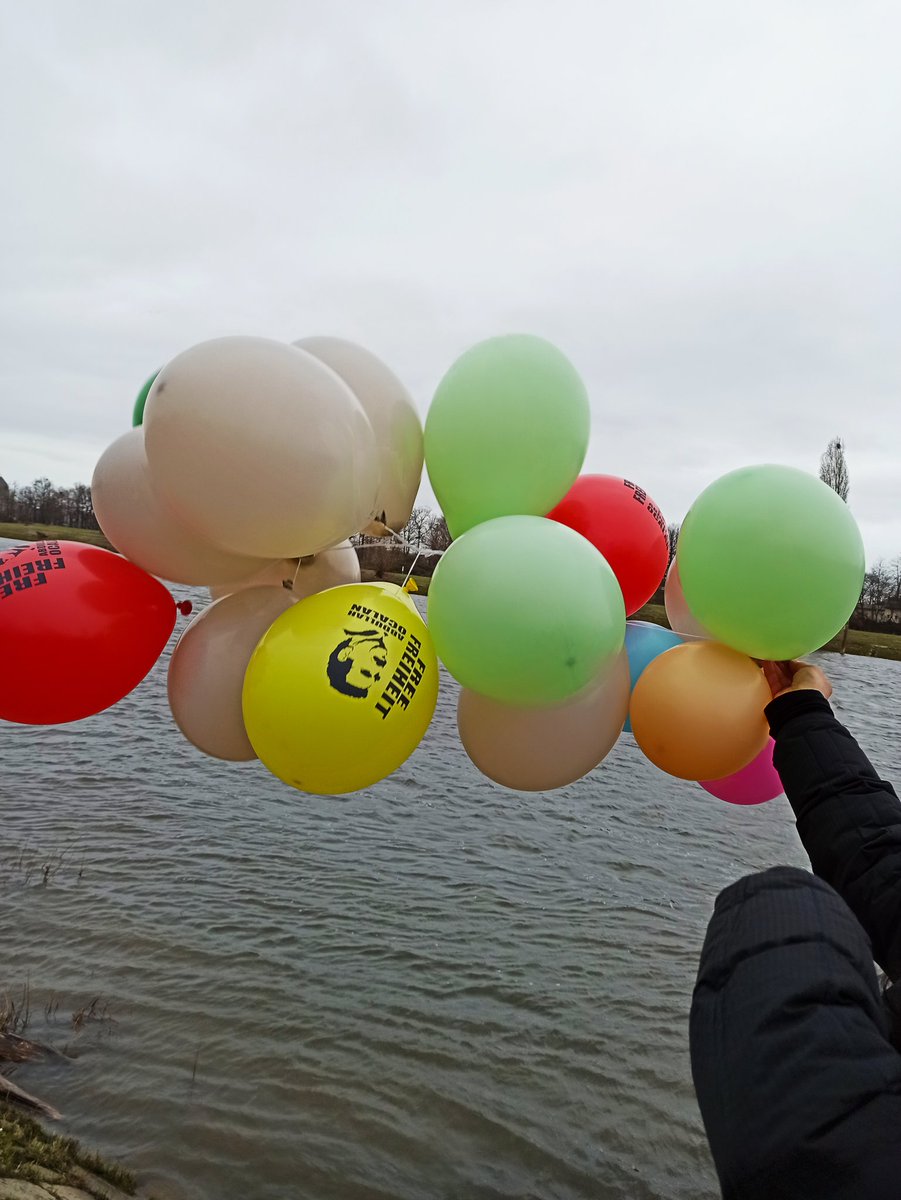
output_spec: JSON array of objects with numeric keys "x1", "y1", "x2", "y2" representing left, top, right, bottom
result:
[
  {"x1": 547, "y1": 475, "x2": 669, "y2": 615},
  {"x1": 0, "y1": 540, "x2": 175, "y2": 724}
]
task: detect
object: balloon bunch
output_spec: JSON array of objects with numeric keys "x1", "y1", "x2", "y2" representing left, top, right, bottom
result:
[
  {"x1": 626, "y1": 464, "x2": 865, "y2": 803},
  {"x1": 2, "y1": 329, "x2": 867, "y2": 810},
  {"x1": 0, "y1": 334, "x2": 439, "y2": 795},
  {"x1": 423, "y1": 335, "x2": 866, "y2": 806}
]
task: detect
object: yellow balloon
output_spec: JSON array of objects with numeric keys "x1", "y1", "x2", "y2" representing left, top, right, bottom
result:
[{"x1": 243, "y1": 583, "x2": 438, "y2": 795}]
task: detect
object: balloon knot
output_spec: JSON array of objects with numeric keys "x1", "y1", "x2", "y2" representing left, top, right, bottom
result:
[{"x1": 177, "y1": 600, "x2": 193, "y2": 616}]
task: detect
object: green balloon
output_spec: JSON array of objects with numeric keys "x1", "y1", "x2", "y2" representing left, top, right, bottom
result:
[
  {"x1": 678, "y1": 465, "x2": 865, "y2": 660},
  {"x1": 424, "y1": 335, "x2": 590, "y2": 538},
  {"x1": 428, "y1": 515, "x2": 626, "y2": 705},
  {"x1": 132, "y1": 370, "x2": 160, "y2": 426}
]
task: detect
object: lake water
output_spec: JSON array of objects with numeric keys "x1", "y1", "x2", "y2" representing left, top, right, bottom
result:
[{"x1": 2, "y1": 539, "x2": 899, "y2": 1199}]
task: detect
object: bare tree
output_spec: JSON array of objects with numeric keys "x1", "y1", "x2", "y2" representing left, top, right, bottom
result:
[
  {"x1": 401, "y1": 506, "x2": 434, "y2": 548},
  {"x1": 819, "y1": 437, "x2": 849, "y2": 502},
  {"x1": 666, "y1": 522, "x2": 680, "y2": 570},
  {"x1": 427, "y1": 513, "x2": 452, "y2": 552}
]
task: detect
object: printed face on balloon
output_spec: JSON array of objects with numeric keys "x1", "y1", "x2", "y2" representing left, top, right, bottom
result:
[
  {"x1": 327, "y1": 629, "x2": 389, "y2": 698},
  {"x1": 322, "y1": 599, "x2": 430, "y2": 721}
]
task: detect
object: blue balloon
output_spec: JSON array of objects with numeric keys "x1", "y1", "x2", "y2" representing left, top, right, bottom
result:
[{"x1": 623, "y1": 621, "x2": 682, "y2": 732}]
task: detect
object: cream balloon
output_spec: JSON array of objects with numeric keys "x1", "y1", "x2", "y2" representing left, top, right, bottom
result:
[
  {"x1": 144, "y1": 336, "x2": 379, "y2": 559},
  {"x1": 292, "y1": 539, "x2": 361, "y2": 599},
  {"x1": 295, "y1": 337, "x2": 423, "y2": 533},
  {"x1": 209, "y1": 541, "x2": 361, "y2": 602},
  {"x1": 665, "y1": 559, "x2": 712, "y2": 639},
  {"x1": 168, "y1": 586, "x2": 296, "y2": 761},
  {"x1": 209, "y1": 558, "x2": 300, "y2": 602},
  {"x1": 92, "y1": 429, "x2": 270, "y2": 585},
  {"x1": 457, "y1": 652, "x2": 631, "y2": 791}
]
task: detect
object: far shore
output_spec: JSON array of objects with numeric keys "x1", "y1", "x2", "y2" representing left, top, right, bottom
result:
[{"x1": 1, "y1": 523, "x2": 896, "y2": 662}]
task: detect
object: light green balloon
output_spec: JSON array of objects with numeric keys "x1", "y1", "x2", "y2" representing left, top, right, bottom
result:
[
  {"x1": 424, "y1": 335, "x2": 590, "y2": 538},
  {"x1": 678, "y1": 465, "x2": 865, "y2": 660},
  {"x1": 428, "y1": 515, "x2": 626, "y2": 705}
]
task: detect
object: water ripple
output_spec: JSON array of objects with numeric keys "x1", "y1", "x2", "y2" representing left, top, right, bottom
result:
[{"x1": 1, "y1": 565, "x2": 897, "y2": 1199}]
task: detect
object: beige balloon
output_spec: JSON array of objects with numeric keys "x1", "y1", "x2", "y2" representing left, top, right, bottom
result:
[
  {"x1": 665, "y1": 559, "x2": 712, "y2": 639},
  {"x1": 168, "y1": 586, "x2": 296, "y2": 761},
  {"x1": 292, "y1": 539, "x2": 361, "y2": 599},
  {"x1": 144, "y1": 336, "x2": 379, "y2": 559},
  {"x1": 209, "y1": 540, "x2": 361, "y2": 602},
  {"x1": 457, "y1": 651, "x2": 631, "y2": 791},
  {"x1": 209, "y1": 558, "x2": 301, "y2": 602},
  {"x1": 92, "y1": 429, "x2": 271, "y2": 585},
  {"x1": 295, "y1": 337, "x2": 423, "y2": 533}
]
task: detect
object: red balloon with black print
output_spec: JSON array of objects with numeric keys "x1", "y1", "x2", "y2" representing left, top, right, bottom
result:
[
  {"x1": 0, "y1": 541, "x2": 176, "y2": 724},
  {"x1": 547, "y1": 475, "x2": 669, "y2": 615}
]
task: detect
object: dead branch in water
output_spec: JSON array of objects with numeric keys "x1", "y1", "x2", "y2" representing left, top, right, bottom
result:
[
  {"x1": 0, "y1": 1030, "x2": 61, "y2": 1064},
  {"x1": 0, "y1": 1073, "x2": 61, "y2": 1120}
]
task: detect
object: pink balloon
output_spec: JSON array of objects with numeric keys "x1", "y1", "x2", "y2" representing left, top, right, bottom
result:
[{"x1": 700, "y1": 738, "x2": 783, "y2": 805}]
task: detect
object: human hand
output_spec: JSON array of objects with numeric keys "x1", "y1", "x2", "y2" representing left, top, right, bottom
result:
[{"x1": 759, "y1": 660, "x2": 833, "y2": 702}]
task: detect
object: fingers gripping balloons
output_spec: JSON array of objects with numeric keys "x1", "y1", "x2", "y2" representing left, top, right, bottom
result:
[
  {"x1": 428, "y1": 516, "x2": 626, "y2": 706},
  {"x1": 677, "y1": 465, "x2": 865, "y2": 659},
  {"x1": 629, "y1": 641, "x2": 771, "y2": 780},
  {"x1": 243, "y1": 583, "x2": 438, "y2": 795},
  {"x1": 424, "y1": 335, "x2": 590, "y2": 537},
  {"x1": 548, "y1": 476, "x2": 669, "y2": 615},
  {"x1": 0, "y1": 541, "x2": 175, "y2": 724}
]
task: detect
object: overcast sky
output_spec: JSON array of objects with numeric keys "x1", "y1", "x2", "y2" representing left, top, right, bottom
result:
[{"x1": 2, "y1": 0, "x2": 900, "y2": 561}]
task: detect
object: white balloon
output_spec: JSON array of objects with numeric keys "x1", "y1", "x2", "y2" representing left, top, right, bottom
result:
[
  {"x1": 92, "y1": 429, "x2": 270, "y2": 585},
  {"x1": 144, "y1": 336, "x2": 379, "y2": 559},
  {"x1": 295, "y1": 337, "x2": 423, "y2": 533},
  {"x1": 665, "y1": 559, "x2": 712, "y2": 639},
  {"x1": 168, "y1": 586, "x2": 296, "y2": 761}
]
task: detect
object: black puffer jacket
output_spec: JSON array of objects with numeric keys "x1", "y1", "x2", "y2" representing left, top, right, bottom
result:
[{"x1": 690, "y1": 690, "x2": 901, "y2": 1199}]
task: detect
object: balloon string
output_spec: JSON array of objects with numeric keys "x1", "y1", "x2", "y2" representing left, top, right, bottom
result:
[{"x1": 402, "y1": 551, "x2": 422, "y2": 587}]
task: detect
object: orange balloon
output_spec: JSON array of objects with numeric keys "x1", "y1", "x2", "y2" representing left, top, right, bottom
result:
[{"x1": 629, "y1": 641, "x2": 770, "y2": 780}]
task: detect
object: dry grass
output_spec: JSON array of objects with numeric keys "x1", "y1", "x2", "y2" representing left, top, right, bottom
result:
[
  {"x1": 0, "y1": 522, "x2": 111, "y2": 549},
  {"x1": 0, "y1": 1102, "x2": 137, "y2": 1195}
]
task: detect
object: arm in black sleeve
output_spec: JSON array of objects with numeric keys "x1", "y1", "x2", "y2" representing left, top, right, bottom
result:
[
  {"x1": 767, "y1": 689, "x2": 901, "y2": 978},
  {"x1": 691, "y1": 867, "x2": 901, "y2": 1200}
]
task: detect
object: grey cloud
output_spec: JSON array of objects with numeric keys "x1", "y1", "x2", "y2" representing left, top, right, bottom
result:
[{"x1": 1, "y1": 0, "x2": 899, "y2": 560}]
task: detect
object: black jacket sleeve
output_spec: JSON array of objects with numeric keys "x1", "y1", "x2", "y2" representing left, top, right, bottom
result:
[
  {"x1": 691, "y1": 866, "x2": 901, "y2": 1200},
  {"x1": 766, "y1": 689, "x2": 901, "y2": 979}
]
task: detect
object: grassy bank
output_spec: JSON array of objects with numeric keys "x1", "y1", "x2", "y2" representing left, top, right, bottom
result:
[
  {"x1": 0, "y1": 1102, "x2": 137, "y2": 1197},
  {"x1": 632, "y1": 603, "x2": 901, "y2": 662},
  {"x1": 360, "y1": 568, "x2": 432, "y2": 594},
  {"x1": 0, "y1": 522, "x2": 111, "y2": 550}
]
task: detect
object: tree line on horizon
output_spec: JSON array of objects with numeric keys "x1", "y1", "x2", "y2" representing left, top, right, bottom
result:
[
  {"x1": 0, "y1": 475, "x2": 100, "y2": 530},
  {"x1": 2, "y1": 440, "x2": 898, "y2": 632}
]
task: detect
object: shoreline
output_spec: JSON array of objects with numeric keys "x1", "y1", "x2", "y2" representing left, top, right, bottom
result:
[
  {"x1": 1, "y1": 524, "x2": 896, "y2": 663},
  {"x1": 0, "y1": 1100, "x2": 148, "y2": 1200}
]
